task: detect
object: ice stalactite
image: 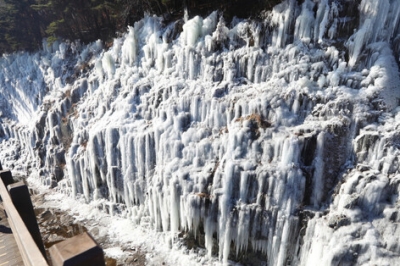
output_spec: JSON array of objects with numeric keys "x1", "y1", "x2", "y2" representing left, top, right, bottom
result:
[
  {"x1": 347, "y1": 0, "x2": 400, "y2": 68},
  {"x1": 270, "y1": 0, "x2": 297, "y2": 48}
]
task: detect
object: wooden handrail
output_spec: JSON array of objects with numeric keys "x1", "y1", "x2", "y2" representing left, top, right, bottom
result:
[{"x1": 0, "y1": 177, "x2": 48, "y2": 266}]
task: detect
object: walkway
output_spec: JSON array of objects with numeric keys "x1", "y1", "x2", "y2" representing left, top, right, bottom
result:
[{"x1": 0, "y1": 203, "x2": 23, "y2": 266}]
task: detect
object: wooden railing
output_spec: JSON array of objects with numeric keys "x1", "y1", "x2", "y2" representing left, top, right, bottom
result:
[
  {"x1": 0, "y1": 170, "x2": 49, "y2": 266},
  {"x1": 0, "y1": 166, "x2": 105, "y2": 266}
]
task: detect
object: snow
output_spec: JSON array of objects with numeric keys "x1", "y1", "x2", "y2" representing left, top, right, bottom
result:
[{"x1": 1, "y1": 0, "x2": 400, "y2": 265}]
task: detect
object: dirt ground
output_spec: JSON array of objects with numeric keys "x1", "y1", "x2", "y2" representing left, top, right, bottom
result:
[{"x1": 31, "y1": 191, "x2": 146, "y2": 266}]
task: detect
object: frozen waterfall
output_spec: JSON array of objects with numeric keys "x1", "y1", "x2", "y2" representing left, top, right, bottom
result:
[{"x1": 1, "y1": 0, "x2": 400, "y2": 265}]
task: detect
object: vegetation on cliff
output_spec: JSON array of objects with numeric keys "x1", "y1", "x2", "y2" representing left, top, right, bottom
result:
[{"x1": 0, "y1": 0, "x2": 284, "y2": 54}]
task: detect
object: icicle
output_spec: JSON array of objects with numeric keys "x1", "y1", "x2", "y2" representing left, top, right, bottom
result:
[
  {"x1": 121, "y1": 26, "x2": 138, "y2": 66},
  {"x1": 314, "y1": 0, "x2": 330, "y2": 43},
  {"x1": 294, "y1": 0, "x2": 315, "y2": 44},
  {"x1": 102, "y1": 51, "x2": 115, "y2": 78},
  {"x1": 311, "y1": 131, "x2": 325, "y2": 207}
]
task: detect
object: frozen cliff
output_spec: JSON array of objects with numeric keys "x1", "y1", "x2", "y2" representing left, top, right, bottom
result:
[{"x1": 1, "y1": 0, "x2": 400, "y2": 265}]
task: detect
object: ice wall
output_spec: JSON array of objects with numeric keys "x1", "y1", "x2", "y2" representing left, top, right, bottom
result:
[{"x1": 1, "y1": 0, "x2": 400, "y2": 265}]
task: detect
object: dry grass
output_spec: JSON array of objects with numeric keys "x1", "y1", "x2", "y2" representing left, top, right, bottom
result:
[
  {"x1": 69, "y1": 103, "x2": 78, "y2": 119},
  {"x1": 61, "y1": 116, "x2": 68, "y2": 124},
  {"x1": 236, "y1": 113, "x2": 271, "y2": 129},
  {"x1": 74, "y1": 62, "x2": 90, "y2": 75},
  {"x1": 59, "y1": 163, "x2": 66, "y2": 170},
  {"x1": 81, "y1": 140, "x2": 88, "y2": 149},
  {"x1": 64, "y1": 89, "x2": 71, "y2": 98},
  {"x1": 195, "y1": 192, "x2": 211, "y2": 199}
]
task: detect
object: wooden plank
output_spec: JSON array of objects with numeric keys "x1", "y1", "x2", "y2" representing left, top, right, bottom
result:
[{"x1": 0, "y1": 203, "x2": 24, "y2": 266}]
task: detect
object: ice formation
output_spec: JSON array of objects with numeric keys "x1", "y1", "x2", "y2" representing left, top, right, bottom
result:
[{"x1": 1, "y1": 0, "x2": 400, "y2": 265}]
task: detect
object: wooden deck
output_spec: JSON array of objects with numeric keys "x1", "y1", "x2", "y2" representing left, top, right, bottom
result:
[{"x1": 0, "y1": 203, "x2": 23, "y2": 266}]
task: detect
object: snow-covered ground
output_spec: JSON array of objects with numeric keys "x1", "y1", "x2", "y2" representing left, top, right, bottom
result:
[{"x1": 1, "y1": 0, "x2": 400, "y2": 265}]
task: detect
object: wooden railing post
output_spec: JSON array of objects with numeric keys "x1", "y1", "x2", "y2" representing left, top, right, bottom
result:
[
  {"x1": 49, "y1": 232, "x2": 105, "y2": 266},
  {"x1": 0, "y1": 170, "x2": 14, "y2": 187},
  {"x1": 8, "y1": 181, "x2": 47, "y2": 259}
]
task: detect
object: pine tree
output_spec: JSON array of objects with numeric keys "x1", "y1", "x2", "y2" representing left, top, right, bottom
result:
[{"x1": 0, "y1": 0, "x2": 42, "y2": 53}]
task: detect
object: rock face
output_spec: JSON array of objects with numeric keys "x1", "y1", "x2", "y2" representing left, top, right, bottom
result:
[{"x1": 1, "y1": 0, "x2": 400, "y2": 265}]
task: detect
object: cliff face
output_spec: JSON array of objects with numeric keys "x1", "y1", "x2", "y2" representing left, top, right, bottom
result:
[{"x1": 1, "y1": 0, "x2": 400, "y2": 265}]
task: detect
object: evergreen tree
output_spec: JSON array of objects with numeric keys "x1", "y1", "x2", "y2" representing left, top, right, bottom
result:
[
  {"x1": 0, "y1": 0, "x2": 42, "y2": 53},
  {"x1": 0, "y1": 0, "x2": 287, "y2": 54}
]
